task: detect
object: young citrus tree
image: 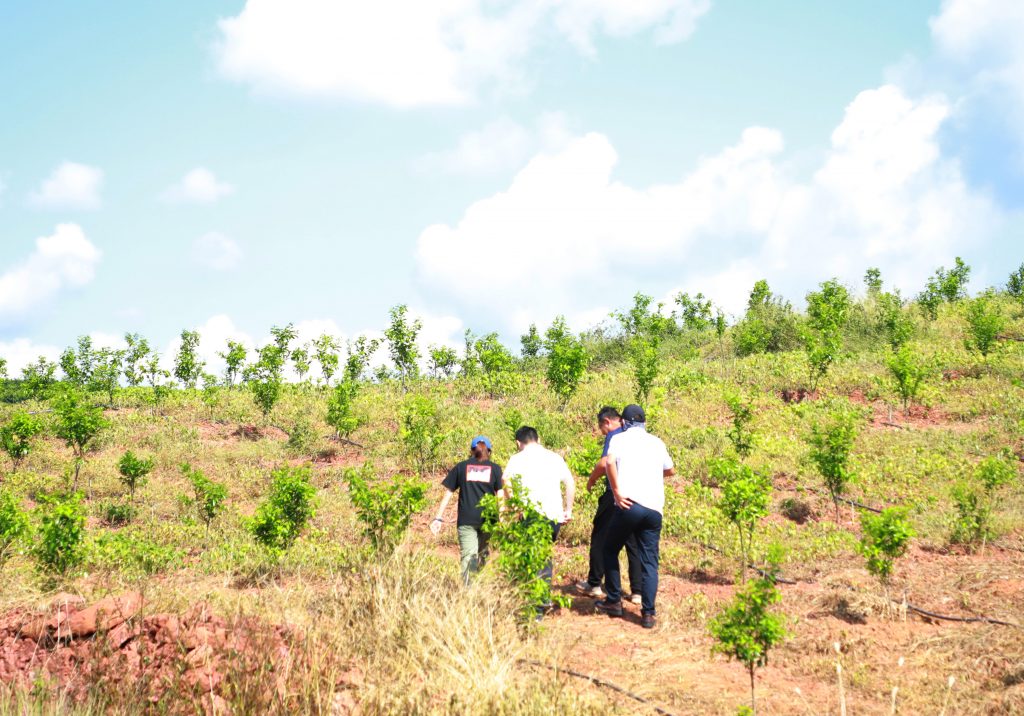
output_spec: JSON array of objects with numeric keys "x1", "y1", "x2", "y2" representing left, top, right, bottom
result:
[
  {"x1": 858, "y1": 506, "x2": 914, "y2": 601},
  {"x1": 917, "y1": 257, "x2": 970, "y2": 319},
  {"x1": 520, "y1": 324, "x2": 542, "y2": 362},
  {"x1": 291, "y1": 344, "x2": 312, "y2": 384},
  {"x1": 53, "y1": 388, "x2": 108, "y2": 491},
  {"x1": 725, "y1": 392, "x2": 755, "y2": 459},
  {"x1": 218, "y1": 340, "x2": 247, "y2": 388},
  {"x1": 630, "y1": 335, "x2": 659, "y2": 403},
  {"x1": 313, "y1": 334, "x2": 340, "y2": 387},
  {"x1": 180, "y1": 463, "x2": 227, "y2": 541},
  {"x1": 343, "y1": 463, "x2": 426, "y2": 555},
  {"x1": 173, "y1": 329, "x2": 204, "y2": 389},
  {"x1": 544, "y1": 316, "x2": 588, "y2": 409},
  {"x1": 963, "y1": 291, "x2": 1004, "y2": 358},
  {"x1": 886, "y1": 344, "x2": 932, "y2": 414},
  {"x1": 89, "y1": 347, "x2": 124, "y2": 405},
  {"x1": 384, "y1": 304, "x2": 422, "y2": 389},
  {"x1": 123, "y1": 333, "x2": 151, "y2": 388},
  {"x1": 249, "y1": 465, "x2": 317, "y2": 560},
  {"x1": 807, "y1": 402, "x2": 861, "y2": 521},
  {"x1": 326, "y1": 379, "x2": 362, "y2": 442},
  {"x1": 0, "y1": 412, "x2": 43, "y2": 472},
  {"x1": 244, "y1": 340, "x2": 287, "y2": 421},
  {"x1": 802, "y1": 279, "x2": 851, "y2": 391},
  {"x1": 427, "y1": 344, "x2": 458, "y2": 379},
  {"x1": 480, "y1": 475, "x2": 568, "y2": 619},
  {"x1": 117, "y1": 450, "x2": 154, "y2": 504},
  {"x1": 876, "y1": 291, "x2": 914, "y2": 351},
  {"x1": 34, "y1": 492, "x2": 87, "y2": 579},
  {"x1": 0, "y1": 490, "x2": 28, "y2": 570},
  {"x1": 22, "y1": 357, "x2": 58, "y2": 401},
  {"x1": 710, "y1": 548, "x2": 787, "y2": 716},
  {"x1": 712, "y1": 457, "x2": 771, "y2": 580},
  {"x1": 399, "y1": 394, "x2": 447, "y2": 475},
  {"x1": 950, "y1": 451, "x2": 1018, "y2": 547},
  {"x1": 475, "y1": 332, "x2": 517, "y2": 398}
]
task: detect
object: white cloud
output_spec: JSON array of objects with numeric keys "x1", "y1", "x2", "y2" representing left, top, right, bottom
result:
[
  {"x1": 162, "y1": 168, "x2": 235, "y2": 204},
  {"x1": 417, "y1": 112, "x2": 572, "y2": 176},
  {"x1": 0, "y1": 224, "x2": 102, "y2": 323},
  {"x1": 29, "y1": 162, "x2": 103, "y2": 210},
  {"x1": 416, "y1": 85, "x2": 999, "y2": 331},
  {"x1": 214, "y1": 0, "x2": 711, "y2": 107},
  {"x1": 0, "y1": 339, "x2": 61, "y2": 376},
  {"x1": 192, "y1": 232, "x2": 243, "y2": 271},
  {"x1": 929, "y1": 0, "x2": 1024, "y2": 144}
]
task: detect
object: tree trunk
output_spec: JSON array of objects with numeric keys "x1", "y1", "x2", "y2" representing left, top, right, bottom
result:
[{"x1": 750, "y1": 666, "x2": 756, "y2": 715}]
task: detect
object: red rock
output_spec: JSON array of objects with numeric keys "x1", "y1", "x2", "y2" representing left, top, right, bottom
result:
[{"x1": 67, "y1": 592, "x2": 143, "y2": 638}]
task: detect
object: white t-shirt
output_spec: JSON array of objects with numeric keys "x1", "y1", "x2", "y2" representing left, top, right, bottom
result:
[
  {"x1": 503, "y1": 442, "x2": 571, "y2": 521},
  {"x1": 606, "y1": 426, "x2": 673, "y2": 514}
]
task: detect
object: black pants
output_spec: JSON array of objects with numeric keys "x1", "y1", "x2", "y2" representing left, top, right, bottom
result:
[
  {"x1": 587, "y1": 492, "x2": 642, "y2": 593},
  {"x1": 603, "y1": 502, "x2": 662, "y2": 615}
]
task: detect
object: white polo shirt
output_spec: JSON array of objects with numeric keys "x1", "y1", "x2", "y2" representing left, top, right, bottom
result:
[
  {"x1": 503, "y1": 442, "x2": 571, "y2": 521},
  {"x1": 606, "y1": 426, "x2": 673, "y2": 514}
]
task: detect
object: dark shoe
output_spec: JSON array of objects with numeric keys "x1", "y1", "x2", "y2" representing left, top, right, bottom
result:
[
  {"x1": 594, "y1": 599, "x2": 623, "y2": 617},
  {"x1": 641, "y1": 613, "x2": 656, "y2": 629}
]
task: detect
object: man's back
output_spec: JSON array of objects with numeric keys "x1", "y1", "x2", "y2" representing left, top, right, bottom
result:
[
  {"x1": 505, "y1": 443, "x2": 571, "y2": 521},
  {"x1": 607, "y1": 428, "x2": 673, "y2": 513}
]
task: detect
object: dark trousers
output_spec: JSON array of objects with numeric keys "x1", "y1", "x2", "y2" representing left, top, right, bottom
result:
[
  {"x1": 602, "y1": 502, "x2": 662, "y2": 615},
  {"x1": 537, "y1": 520, "x2": 561, "y2": 612},
  {"x1": 588, "y1": 492, "x2": 642, "y2": 593}
]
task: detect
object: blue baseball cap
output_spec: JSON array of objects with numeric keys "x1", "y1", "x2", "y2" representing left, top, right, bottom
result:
[{"x1": 471, "y1": 435, "x2": 492, "y2": 450}]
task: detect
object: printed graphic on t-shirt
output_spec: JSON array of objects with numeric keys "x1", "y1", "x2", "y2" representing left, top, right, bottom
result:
[{"x1": 466, "y1": 464, "x2": 493, "y2": 483}]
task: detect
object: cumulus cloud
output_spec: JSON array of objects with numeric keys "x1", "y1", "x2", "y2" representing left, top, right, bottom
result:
[
  {"x1": 214, "y1": 0, "x2": 711, "y2": 107},
  {"x1": 0, "y1": 224, "x2": 102, "y2": 323},
  {"x1": 417, "y1": 112, "x2": 572, "y2": 175},
  {"x1": 29, "y1": 162, "x2": 103, "y2": 210},
  {"x1": 162, "y1": 168, "x2": 235, "y2": 204},
  {"x1": 192, "y1": 232, "x2": 243, "y2": 271},
  {"x1": 416, "y1": 85, "x2": 999, "y2": 330},
  {"x1": 0, "y1": 339, "x2": 61, "y2": 376}
]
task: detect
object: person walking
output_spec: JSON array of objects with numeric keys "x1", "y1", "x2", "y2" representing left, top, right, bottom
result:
[
  {"x1": 430, "y1": 435, "x2": 503, "y2": 584},
  {"x1": 575, "y1": 406, "x2": 643, "y2": 604},
  {"x1": 503, "y1": 425, "x2": 575, "y2": 608},
  {"x1": 594, "y1": 404, "x2": 675, "y2": 629}
]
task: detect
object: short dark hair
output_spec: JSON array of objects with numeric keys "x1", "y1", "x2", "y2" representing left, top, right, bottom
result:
[
  {"x1": 597, "y1": 406, "x2": 620, "y2": 423},
  {"x1": 515, "y1": 425, "x2": 539, "y2": 444}
]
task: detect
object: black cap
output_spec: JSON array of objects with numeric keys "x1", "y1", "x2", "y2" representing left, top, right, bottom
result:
[{"x1": 622, "y1": 404, "x2": 645, "y2": 422}]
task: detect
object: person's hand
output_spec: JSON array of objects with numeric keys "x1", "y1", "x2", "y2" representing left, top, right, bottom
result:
[
  {"x1": 613, "y1": 492, "x2": 633, "y2": 510},
  {"x1": 429, "y1": 518, "x2": 443, "y2": 535}
]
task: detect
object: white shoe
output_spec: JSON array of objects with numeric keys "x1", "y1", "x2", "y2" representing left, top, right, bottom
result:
[
  {"x1": 575, "y1": 581, "x2": 605, "y2": 598},
  {"x1": 630, "y1": 593, "x2": 642, "y2": 605}
]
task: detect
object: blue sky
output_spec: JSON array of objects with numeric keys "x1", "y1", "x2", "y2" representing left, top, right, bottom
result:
[{"x1": 1, "y1": 0, "x2": 1022, "y2": 371}]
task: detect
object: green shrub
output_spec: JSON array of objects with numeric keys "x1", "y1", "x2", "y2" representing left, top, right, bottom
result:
[
  {"x1": 117, "y1": 450, "x2": 154, "y2": 503},
  {"x1": 480, "y1": 475, "x2": 568, "y2": 618},
  {"x1": 1007, "y1": 264, "x2": 1024, "y2": 302},
  {"x1": 807, "y1": 403, "x2": 860, "y2": 520},
  {"x1": 475, "y1": 333, "x2": 517, "y2": 398},
  {"x1": 733, "y1": 280, "x2": 800, "y2": 356},
  {"x1": 629, "y1": 335, "x2": 659, "y2": 403},
  {"x1": 244, "y1": 342, "x2": 287, "y2": 419},
  {"x1": 218, "y1": 339, "x2": 248, "y2": 387},
  {"x1": 886, "y1": 344, "x2": 932, "y2": 414},
  {"x1": 89, "y1": 531, "x2": 180, "y2": 576},
  {"x1": 326, "y1": 379, "x2": 362, "y2": 440},
  {"x1": 712, "y1": 458, "x2": 771, "y2": 580},
  {"x1": 950, "y1": 451, "x2": 1018, "y2": 547},
  {"x1": 963, "y1": 291, "x2": 1004, "y2": 357},
  {"x1": 0, "y1": 412, "x2": 43, "y2": 472},
  {"x1": 917, "y1": 257, "x2": 970, "y2": 319},
  {"x1": 428, "y1": 344, "x2": 459, "y2": 379},
  {"x1": 802, "y1": 279, "x2": 851, "y2": 390},
  {"x1": 249, "y1": 465, "x2": 318, "y2": 557},
  {"x1": 400, "y1": 394, "x2": 447, "y2": 475},
  {"x1": 344, "y1": 464, "x2": 426, "y2": 555},
  {"x1": 0, "y1": 490, "x2": 28, "y2": 569},
  {"x1": 858, "y1": 506, "x2": 914, "y2": 588},
  {"x1": 180, "y1": 463, "x2": 228, "y2": 539},
  {"x1": 725, "y1": 392, "x2": 755, "y2": 459},
  {"x1": 876, "y1": 291, "x2": 914, "y2": 351},
  {"x1": 173, "y1": 329, "x2": 204, "y2": 389},
  {"x1": 384, "y1": 304, "x2": 421, "y2": 389},
  {"x1": 710, "y1": 549, "x2": 787, "y2": 716},
  {"x1": 285, "y1": 417, "x2": 317, "y2": 455},
  {"x1": 100, "y1": 501, "x2": 136, "y2": 527},
  {"x1": 544, "y1": 316, "x2": 589, "y2": 408},
  {"x1": 53, "y1": 388, "x2": 108, "y2": 489},
  {"x1": 34, "y1": 492, "x2": 87, "y2": 577}
]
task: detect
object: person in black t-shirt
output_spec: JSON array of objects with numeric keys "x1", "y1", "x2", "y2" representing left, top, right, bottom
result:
[{"x1": 430, "y1": 435, "x2": 504, "y2": 583}]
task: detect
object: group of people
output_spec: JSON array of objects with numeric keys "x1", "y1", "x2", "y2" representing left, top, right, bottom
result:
[{"x1": 429, "y1": 404, "x2": 674, "y2": 629}]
